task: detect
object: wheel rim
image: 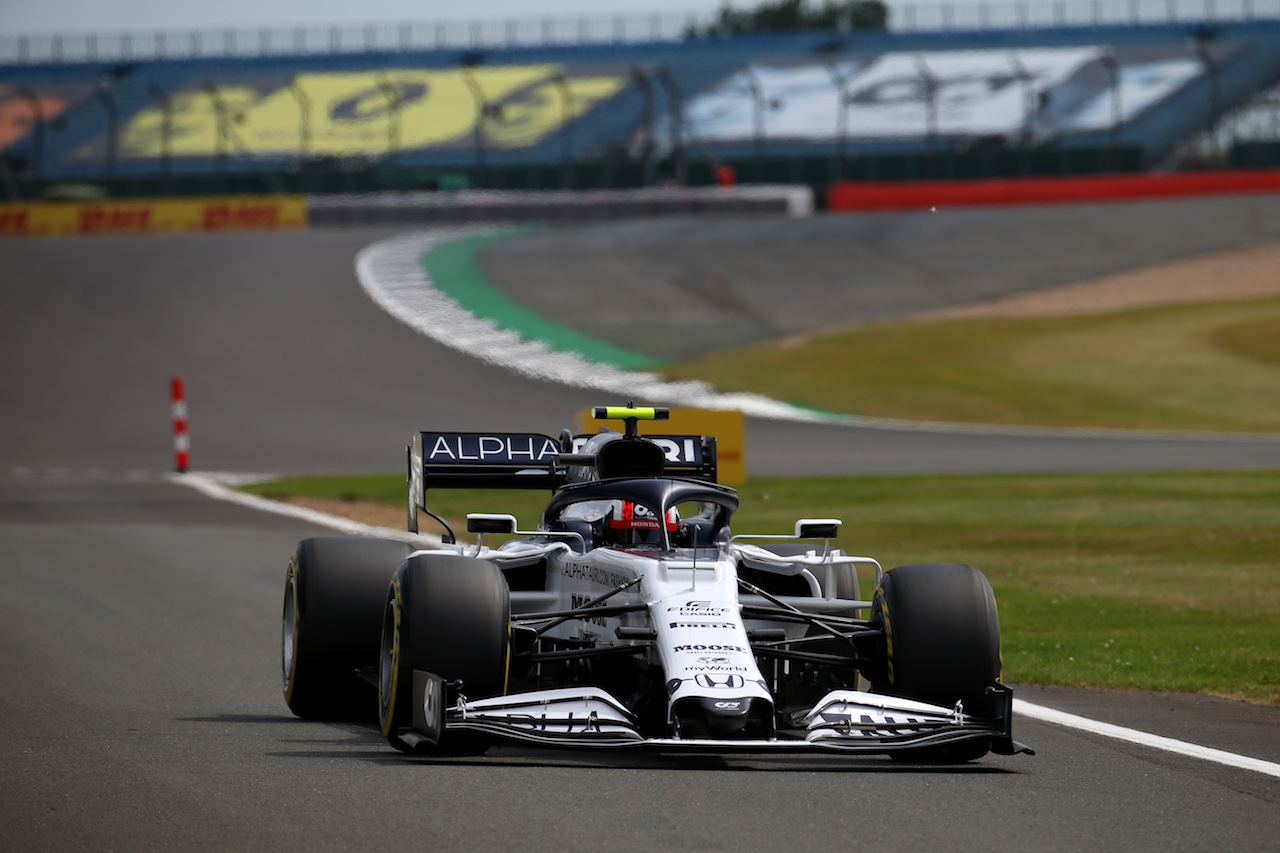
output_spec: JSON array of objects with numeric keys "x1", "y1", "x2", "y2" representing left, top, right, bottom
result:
[
  {"x1": 282, "y1": 569, "x2": 299, "y2": 698},
  {"x1": 378, "y1": 596, "x2": 400, "y2": 734}
]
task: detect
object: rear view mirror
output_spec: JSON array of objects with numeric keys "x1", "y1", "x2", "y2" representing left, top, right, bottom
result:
[
  {"x1": 466, "y1": 513, "x2": 517, "y2": 535},
  {"x1": 795, "y1": 519, "x2": 840, "y2": 540}
]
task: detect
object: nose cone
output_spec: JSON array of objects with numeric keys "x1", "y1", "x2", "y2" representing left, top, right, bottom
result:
[{"x1": 674, "y1": 696, "x2": 773, "y2": 739}]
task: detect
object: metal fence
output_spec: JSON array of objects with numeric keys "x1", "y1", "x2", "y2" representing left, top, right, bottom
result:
[{"x1": 3, "y1": 0, "x2": 1280, "y2": 65}]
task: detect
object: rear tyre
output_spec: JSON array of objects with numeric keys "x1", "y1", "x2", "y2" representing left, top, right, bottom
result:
[
  {"x1": 378, "y1": 554, "x2": 510, "y2": 755},
  {"x1": 816, "y1": 558, "x2": 861, "y2": 687},
  {"x1": 753, "y1": 543, "x2": 859, "y2": 604},
  {"x1": 758, "y1": 545, "x2": 862, "y2": 704},
  {"x1": 283, "y1": 537, "x2": 414, "y2": 721},
  {"x1": 871, "y1": 562, "x2": 1001, "y2": 763}
]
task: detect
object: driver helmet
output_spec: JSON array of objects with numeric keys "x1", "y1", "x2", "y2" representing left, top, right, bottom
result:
[
  {"x1": 606, "y1": 500, "x2": 678, "y2": 546},
  {"x1": 561, "y1": 499, "x2": 678, "y2": 546},
  {"x1": 607, "y1": 500, "x2": 679, "y2": 533}
]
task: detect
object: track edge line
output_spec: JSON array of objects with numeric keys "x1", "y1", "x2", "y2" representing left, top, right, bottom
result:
[{"x1": 1013, "y1": 697, "x2": 1280, "y2": 778}]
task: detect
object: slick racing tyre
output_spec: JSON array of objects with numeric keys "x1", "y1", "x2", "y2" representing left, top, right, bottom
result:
[
  {"x1": 282, "y1": 537, "x2": 414, "y2": 721},
  {"x1": 378, "y1": 554, "x2": 510, "y2": 755},
  {"x1": 871, "y1": 562, "x2": 1001, "y2": 763}
]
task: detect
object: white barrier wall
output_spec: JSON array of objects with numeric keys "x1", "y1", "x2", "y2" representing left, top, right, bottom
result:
[{"x1": 307, "y1": 185, "x2": 814, "y2": 225}]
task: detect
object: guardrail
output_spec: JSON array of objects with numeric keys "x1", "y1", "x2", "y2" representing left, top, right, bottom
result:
[{"x1": 3, "y1": 0, "x2": 1280, "y2": 65}]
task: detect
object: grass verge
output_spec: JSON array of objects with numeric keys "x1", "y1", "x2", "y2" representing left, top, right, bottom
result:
[
  {"x1": 660, "y1": 296, "x2": 1280, "y2": 432},
  {"x1": 242, "y1": 469, "x2": 1280, "y2": 705}
]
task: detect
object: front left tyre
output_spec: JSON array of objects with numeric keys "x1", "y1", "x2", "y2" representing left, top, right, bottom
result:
[
  {"x1": 282, "y1": 537, "x2": 413, "y2": 721},
  {"x1": 871, "y1": 562, "x2": 1002, "y2": 762}
]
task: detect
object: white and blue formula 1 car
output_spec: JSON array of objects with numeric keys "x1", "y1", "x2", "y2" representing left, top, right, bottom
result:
[{"x1": 282, "y1": 406, "x2": 1033, "y2": 762}]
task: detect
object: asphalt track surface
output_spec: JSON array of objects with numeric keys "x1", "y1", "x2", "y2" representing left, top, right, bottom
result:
[
  {"x1": 2, "y1": 222, "x2": 1279, "y2": 851},
  {"x1": 479, "y1": 193, "x2": 1280, "y2": 359},
  {"x1": 2, "y1": 226, "x2": 1278, "y2": 479}
]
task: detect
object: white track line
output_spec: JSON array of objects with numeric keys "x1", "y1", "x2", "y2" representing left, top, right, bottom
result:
[
  {"x1": 1014, "y1": 699, "x2": 1280, "y2": 778},
  {"x1": 175, "y1": 472, "x2": 441, "y2": 548}
]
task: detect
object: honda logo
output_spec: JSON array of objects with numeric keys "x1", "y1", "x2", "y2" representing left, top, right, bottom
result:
[{"x1": 694, "y1": 673, "x2": 746, "y2": 689}]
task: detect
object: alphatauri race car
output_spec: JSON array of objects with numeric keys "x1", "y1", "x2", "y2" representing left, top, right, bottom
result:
[{"x1": 282, "y1": 406, "x2": 1033, "y2": 762}]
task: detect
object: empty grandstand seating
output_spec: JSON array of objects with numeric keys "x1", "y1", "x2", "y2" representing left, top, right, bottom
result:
[{"x1": 3, "y1": 18, "x2": 1280, "y2": 199}]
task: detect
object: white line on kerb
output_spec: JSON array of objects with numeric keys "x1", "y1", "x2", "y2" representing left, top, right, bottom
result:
[
  {"x1": 353, "y1": 227, "x2": 831, "y2": 422},
  {"x1": 1015, "y1": 699, "x2": 1280, "y2": 778},
  {"x1": 352, "y1": 227, "x2": 1280, "y2": 443}
]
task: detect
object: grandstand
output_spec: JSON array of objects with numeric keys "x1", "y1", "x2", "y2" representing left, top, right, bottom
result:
[{"x1": 3, "y1": 2, "x2": 1280, "y2": 201}]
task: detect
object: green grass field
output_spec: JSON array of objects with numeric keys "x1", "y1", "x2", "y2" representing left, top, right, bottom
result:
[
  {"x1": 660, "y1": 296, "x2": 1280, "y2": 432},
  {"x1": 243, "y1": 469, "x2": 1280, "y2": 705}
]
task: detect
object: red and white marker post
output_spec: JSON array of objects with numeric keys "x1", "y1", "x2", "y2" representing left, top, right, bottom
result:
[{"x1": 171, "y1": 376, "x2": 189, "y2": 473}]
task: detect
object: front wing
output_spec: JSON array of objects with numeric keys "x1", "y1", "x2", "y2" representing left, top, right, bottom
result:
[{"x1": 399, "y1": 672, "x2": 1032, "y2": 756}]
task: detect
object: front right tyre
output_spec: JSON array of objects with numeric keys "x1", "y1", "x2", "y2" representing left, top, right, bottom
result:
[{"x1": 378, "y1": 554, "x2": 510, "y2": 754}]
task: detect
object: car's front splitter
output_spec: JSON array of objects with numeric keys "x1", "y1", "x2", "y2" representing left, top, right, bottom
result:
[{"x1": 394, "y1": 673, "x2": 1033, "y2": 756}]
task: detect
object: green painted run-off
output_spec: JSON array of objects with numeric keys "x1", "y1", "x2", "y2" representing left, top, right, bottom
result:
[{"x1": 421, "y1": 228, "x2": 664, "y2": 370}]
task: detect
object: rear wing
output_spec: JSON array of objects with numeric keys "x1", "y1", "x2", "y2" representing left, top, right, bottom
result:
[{"x1": 406, "y1": 431, "x2": 718, "y2": 535}]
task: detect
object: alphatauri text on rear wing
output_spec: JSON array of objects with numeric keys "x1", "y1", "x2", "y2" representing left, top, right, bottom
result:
[{"x1": 406, "y1": 430, "x2": 718, "y2": 537}]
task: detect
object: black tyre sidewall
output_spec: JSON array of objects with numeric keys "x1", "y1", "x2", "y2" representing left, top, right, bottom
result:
[
  {"x1": 283, "y1": 537, "x2": 413, "y2": 721},
  {"x1": 872, "y1": 563, "x2": 1001, "y2": 762},
  {"x1": 873, "y1": 562, "x2": 1001, "y2": 712},
  {"x1": 379, "y1": 554, "x2": 510, "y2": 753}
]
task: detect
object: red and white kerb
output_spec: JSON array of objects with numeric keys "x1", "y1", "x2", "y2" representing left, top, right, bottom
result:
[{"x1": 171, "y1": 376, "x2": 189, "y2": 473}]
